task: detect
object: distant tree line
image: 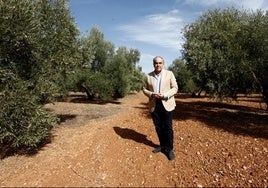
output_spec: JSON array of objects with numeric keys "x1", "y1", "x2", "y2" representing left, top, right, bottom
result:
[
  {"x1": 169, "y1": 8, "x2": 268, "y2": 109},
  {"x1": 0, "y1": 0, "x2": 144, "y2": 156}
]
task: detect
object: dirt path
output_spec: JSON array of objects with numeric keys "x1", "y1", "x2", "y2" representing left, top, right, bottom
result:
[{"x1": 0, "y1": 92, "x2": 267, "y2": 187}]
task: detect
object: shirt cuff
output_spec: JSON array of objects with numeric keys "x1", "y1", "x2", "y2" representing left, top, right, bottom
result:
[
  {"x1": 150, "y1": 92, "x2": 153, "y2": 98},
  {"x1": 163, "y1": 94, "x2": 168, "y2": 100}
]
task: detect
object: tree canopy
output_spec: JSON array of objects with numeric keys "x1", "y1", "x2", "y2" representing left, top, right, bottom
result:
[{"x1": 181, "y1": 8, "x2": 268, "y2": 108}]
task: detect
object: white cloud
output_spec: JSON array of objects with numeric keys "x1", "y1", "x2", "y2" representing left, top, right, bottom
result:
[
  {"x1": 234, "y1": 0, "x2": 268, "y2": 11},
  {"x1": 139, "y1": 53, "x2": 155, "y2": 74},
  {"x1": 182, "y1": 0, "x2": 219, "y2": 6},
  {"x1": 182, "y1": 0, "x2": 268, "y2": 11},
  {"x1": 116, "y1": 10, "x2": 184, "y2": 52},
  {"x1": 116, "y1": 0, "x2": 268, "y2": 74}
]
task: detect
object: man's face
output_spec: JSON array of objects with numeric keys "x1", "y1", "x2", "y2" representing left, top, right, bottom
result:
[{"x1": 153, "y1": 57, "x2": 164, "y2": 74}]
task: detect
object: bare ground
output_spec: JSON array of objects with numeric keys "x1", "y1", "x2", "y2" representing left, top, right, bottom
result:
[{"x1": 0, "y1": 92, "x2": 267, "y2": 187}]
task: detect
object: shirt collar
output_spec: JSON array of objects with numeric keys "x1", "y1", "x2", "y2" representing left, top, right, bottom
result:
[{"x1": 154, "y1": 70, "x2": 162, "y2": 78}]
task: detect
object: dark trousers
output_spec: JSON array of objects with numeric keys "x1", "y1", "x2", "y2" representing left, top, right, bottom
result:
[{"x1": 151, "y1": 99, "x2": 174, "y2": 151}]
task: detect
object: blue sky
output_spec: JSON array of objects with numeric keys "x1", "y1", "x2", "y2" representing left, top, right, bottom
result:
[{"x1": 68, "y1": 0, "x2": 268, "y2": 74}]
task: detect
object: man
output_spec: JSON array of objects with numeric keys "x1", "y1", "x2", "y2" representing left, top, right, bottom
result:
[{"x1": 143, "y1": 56, "x2": 178, "y2": 161}]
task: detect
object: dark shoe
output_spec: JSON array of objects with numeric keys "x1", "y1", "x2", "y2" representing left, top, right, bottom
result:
[
  {"x1": 167, "y1": 150, "x2": 175, "y2": 161},
  {"x1": 152, "y1": 146, "x2": 162, "y2": 153}
]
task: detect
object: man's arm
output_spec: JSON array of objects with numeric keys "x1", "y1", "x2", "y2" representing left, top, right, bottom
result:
[
  {"x1": 143, "y1": 87, "x2": 153, "y2": 98},
  {"x1": 142, "y1": 76, "x2": 153, "y2": 98},
  {"x1": 163, "y1": 71, "x2": 178, "y2": 100}
]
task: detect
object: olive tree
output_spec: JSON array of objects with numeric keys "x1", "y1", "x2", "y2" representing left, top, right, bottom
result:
[
  {"x1": 0, "y1": 0, "x2": 79, "y2": 155},
  {"x1": 68, "y1": 28, "x2": 144, "y2": 100},
  {"x1": 182, "y1": 8, "x2": 268, "y2": 109}
]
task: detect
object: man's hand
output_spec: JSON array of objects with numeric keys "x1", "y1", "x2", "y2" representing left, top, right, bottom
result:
[{"x1": 152, "y1": 93, "x2": 164, "y2": 99}]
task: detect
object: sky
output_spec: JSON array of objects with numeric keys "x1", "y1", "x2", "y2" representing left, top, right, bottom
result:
[{"x1": 68, "y1": 0, "x2": 268, "y2": 74}]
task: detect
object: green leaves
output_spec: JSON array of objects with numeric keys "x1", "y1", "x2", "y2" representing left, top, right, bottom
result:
[
  {"x1": 0, "y1": 0, "x2": 79, "y2": 156},
  {"x1": 182, "y1": 8, "x2": 268, "y2": 102},
  {"x1": 68, "y1": 28, "x2": 144, "y2": 100},
  {"x1": 0, "y1": 82, "x2": 59, "y2": 149},
  {"x1": 168, "y1": 59, "x2": 196, "y2": 93}
]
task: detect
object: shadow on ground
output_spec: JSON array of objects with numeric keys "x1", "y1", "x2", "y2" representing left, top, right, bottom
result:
[
  {"x1": 0, "y1": 133, "x2": 54, "y2": 159},
  {"x1": 66, "y1": 93, "x2": 121, "y2": 105},
  {"x1": 113, "y1": 126, "x2": 158, "y2": 148},
  {"x1": 173, "y1": 96, "x2": 268, "y2": 139}
]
